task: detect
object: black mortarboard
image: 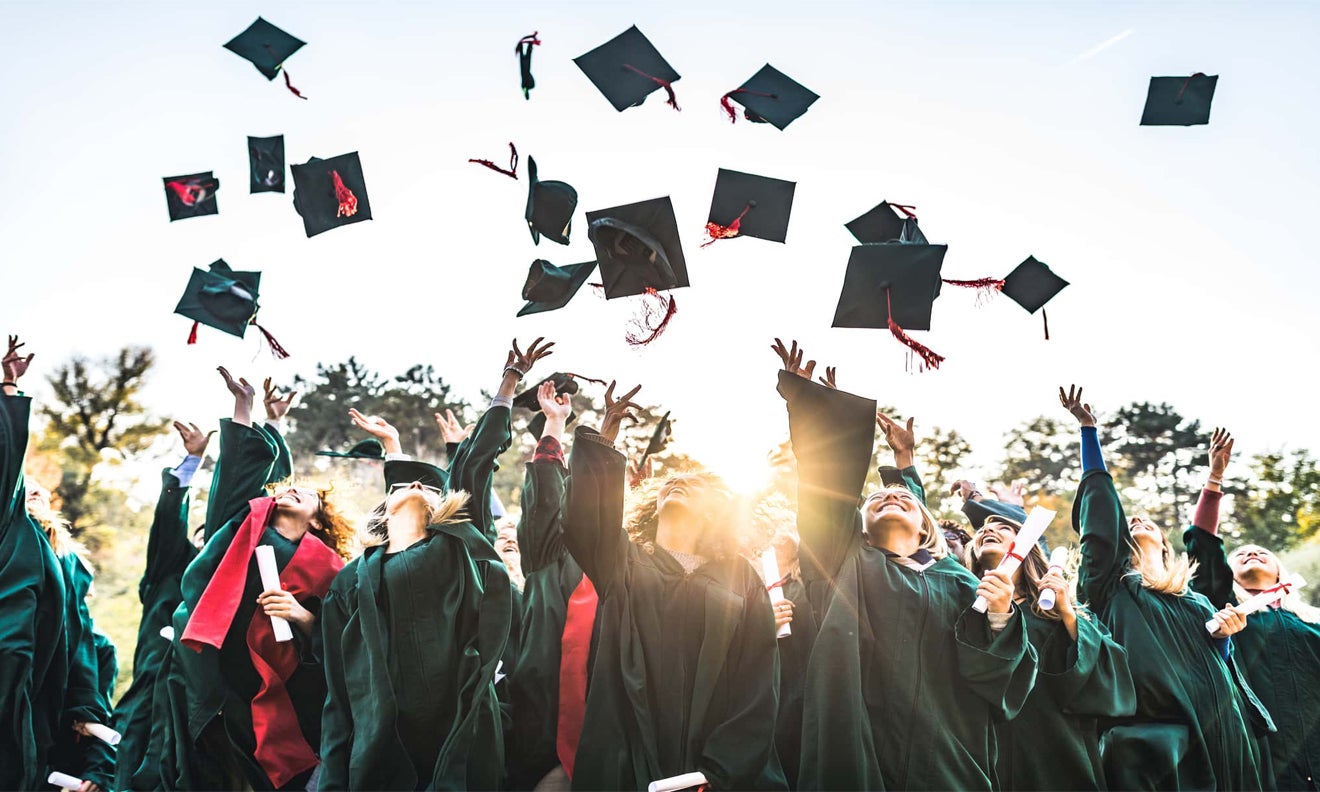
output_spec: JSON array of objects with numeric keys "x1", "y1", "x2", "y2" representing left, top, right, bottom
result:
[
  {"x1": 248, "y1": 135, "x2": 285, "y2": 193},
  {"x1": 174, "y1": 259, "x2": 261, "y2": 339},
  {"x1": 384, "y1": 460, "x2": 449, "y2": 492},
  {"x1": 1140, "y1": 73, "x2": 1218, "y2": 126},
  {"x1": 162, "y1": 172, "x2": 219, "y2": 222},
  {"x1": 291, "y1": 152, "x2": 372, "y2": 237},
  {"x1": 720, "y1": 64, "x2": 818, "y2": 129},
  {"x1": 519, "y1": 259, "x2": 598, "y2": 317},
  {"x1": 637, "y1": 410, "x2": 672, "y2": 470},
  {"x1": 516, "y1": 32, "x2": 541, "y2": 100},
  {"x1": 574, "y1": 26, "x2": 681, "y2": 112},
  {"x1": 316, "y1": 439, "x2": 385, "y2": 460},
  {"x1": 586, "y1": 197, "x2": 689, "y2": 299},
  {"x1": 513, "y1": 373, "x2": 580, "y2": 439},
  {"x1": 224, "y1": 18, "x2": 305, "y2": 81},
  {"x1": 832, "y1": 241, "x2": 948, "y2": 369},
  {"x1": 1000, "y1": 256, "x2": 1068, "y2": 315},
  {"x1": 845, "y1": 202, "x2": 927, "y2": 244},
  {"x1": 704, "y1": 168, "x2": 796, "y2": 245},
  {"x1": 962, "y1": 498, "x2": 1028, "y2": 530},
  {"x1": 526, "y1": 157, "x2": 578, "y2": 245}
]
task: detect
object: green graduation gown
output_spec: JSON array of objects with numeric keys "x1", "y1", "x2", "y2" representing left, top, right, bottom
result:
[
  {"x1": 1073, "y1": 470, "x2": 1272, "y2": 790},
  {"x1": 994, "y1": 608, "x2": 1137, "y2": 791},
  {"x1": 562, "y1": 425, "x2": 787, "y2": 791},
  {"x1": 113, "y1": 468, "x2": 197, "y2": 791},
  {"x1": 318, "y1": 405, "x2": 513, "y2": 791},
  {"x1": 49, "y1": 550, "x2": 115, "y2": 790},
  {"x1": 780, "y1": 372, "x2": 1037, "y2": 791},
  {"x1": 93, "y1": 628, "x2": 117, "y2": 709},
  {"x1": 0, "y1": 394, "x2": 69, "y2": 791},
  {"x1": 1185, "y1": 524, "x2": 1320, "y2": 790}
]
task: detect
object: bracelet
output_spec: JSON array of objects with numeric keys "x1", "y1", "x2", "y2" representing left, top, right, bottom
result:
[
  {"x1": 502, "y1": 365, "x2": 527, "y2": 380},
  {"x1": 1207, "y1": 477, "x2": 1223, "y2": 487},
  {"x1": 1, "y1": 381, "x2": 16, "y2": 388}
]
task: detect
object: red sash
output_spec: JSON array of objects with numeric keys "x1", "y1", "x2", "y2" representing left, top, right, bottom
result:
[{"x1": 556, "y1": 574, "x2": 598, "y2": 778}]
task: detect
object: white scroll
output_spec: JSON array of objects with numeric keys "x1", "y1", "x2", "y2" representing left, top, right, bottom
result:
[
  {"x1": 84, "y1": 722, "x2": 121, "y2": 746},
  {"x1": 1205, "y1": 574, "x2": 1307, "y2": 633},
  {"x1": 255, "y1": 545, "x2": 293, "y2": 642},
  {"x1": 761, "y1": 548, "x2": 791, "y2": 638},
  {"x1": 1038, "y1": 546, "x2": 1070, "y2": 611},
  {"x1": 48, "y1": 772, "x2": 83, "y2": 790},
  {"x1": 973, "y1": 507, "x2": 1056, "y2": 613},
  {"x1": 648, "y1": 771, "x2": 708, "y2": 792}
]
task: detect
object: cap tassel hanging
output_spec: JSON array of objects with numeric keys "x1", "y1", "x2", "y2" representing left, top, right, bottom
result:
[
  {"x1": 282, "y1": 70, "x2": 307, "y2": 100},
  {"x1": 622, "y1": 64, "x2": 680, "y2": 111},
  {"x1": 625, "y1": 288, "x2": 678, "y2": 347},
  {"x1": 516, "y1": 32, "x2": 541, "y2": 100},
  {"x1": 1041, "y1": 309, "x2": 1050, "y2": 341},
  {"x1": 701, "y1": 202, "x2": 754, "y2": 247},
  {"x1": 331, "y1": 170, "x2": 358, "y2": 218},
  {"x1": 468, "y1": 143, "x2": 519, "y2": 179},
  {"x1": 186, "y1": 321, "x2": 200, "y2": 345},
  {"x1": 719, "y1": 89, "x2": 777, "y2": 123},
  {"x1": 942, "y1": 277, "x2": 1005, "y2": 305},
  {"x1": 886, "y1": 289, "x2": 944, "y2": 371},
  {"x1": 1175, "y1": 72, "x2": 1207, "y2": 104},
  {"x1": 252, "y1": 321, "x2": 291, "y2": 359},
  {"x1": 564, "y1": 372, "x2": 609, "y2": 387}
]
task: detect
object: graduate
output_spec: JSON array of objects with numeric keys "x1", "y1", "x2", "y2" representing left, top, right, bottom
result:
[
  {"x1": 775, "y1": 339, "x2": 1037, "y2": 791},
  {"x1": 561, "y1": 375, "x2": 786, "y2": 790},
  {"x1": 319, "y1": 338, "x2": 550, "y2": 790},
  {"x1": 112, "y1": 420, "x2": 210, "y2": 791},
  {"x1": 156, "y1": 370, "x2": 352, "y2": 790},
  {"x1": 1060, "y1": 385, "x2": 1273, "y2": 790},
  {"x1": 0, "y1": 336, "x2": 74, "y2": 792},
  {"x1": 1183, "y1": 427, "x2": 1320, "y2": 791},
  {"x1": 963, "y1": 514, "x2": 1137, "y2": 790}
]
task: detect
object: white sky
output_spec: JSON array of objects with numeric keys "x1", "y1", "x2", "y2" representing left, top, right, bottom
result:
[{"x1": 3, "y1": 0, "x2": 1318, "y2": 496}]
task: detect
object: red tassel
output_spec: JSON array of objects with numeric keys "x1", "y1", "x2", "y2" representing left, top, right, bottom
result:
[
  {"x1": 622, "y1": 64, "x2": 680, "y2": 111},
  {"x1": 564, "y1": 372, "x2": 609, "y2": 387},
  {"x1": 890, "y1": 203, "x2": 918, "y2": 219},
  {"x1": 942, "y1": 277, "x2": 1005, "y2": 306},
  {"x1": 282, "y1": 70, "x2": 308, "y2": 100},
  {"x1": 886, "y1": 289, "x2": 944, "y2": 371},
  {"x1": 187, "y1": 321, "x2": 199, "y2": 345},
  {"x1": 165, "y1": 180, "x2": 212, "y2": 207},
  {"x1": 515, "y1": 31, "x2": 542, "y2": 49},
  {"x1": 701, "y1": 203, "x2": 754, "y2": 247},
  {"x1": 252, "y1": 322, "x2": 291, "y2": 359},
  {"x1": 468, "y1": 142, "x2": 519, "y2": 179},
  {"x1": 1175, "y1": 72, "x2": 1206, "y2": 104},
  {"x1": 331, "y1": 170, "x2": 358, "y2": 218},
  {"x1": 1042, "y1": 308, "x2": 1050, "y2": 341},
  {"x1": 625, "y1": 289, "x2": 678, "y2": 347},
  {"x1": 719, "y1": 88, "x2": 777, "y2": 123}
]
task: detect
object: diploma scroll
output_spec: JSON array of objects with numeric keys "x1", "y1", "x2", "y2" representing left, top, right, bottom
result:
[
  {"x1": 647, "y1": 771, "x2": 709, "y2": 792},
  {"x1": 973, "y1": 507, "x2": 1056, "y2": 613},
  {"x1": 761, "y1": 548, "x2": 791, "y2": 638},
  {"x1": 84, "y1": 722, "x2": 122, "y2": 745},
  {"x1": 48, "y1": 772, "x2": 83, "y2": 790},
  {"x1": 255, "y1": 545, "x2": 294, "y2": 642},
  {"x1": 1205, "y1": 574, "x2": 1306, "y2": 633},
  {"x1": 1038, "y1": 546, "x2": 1070, "y2": 611}
]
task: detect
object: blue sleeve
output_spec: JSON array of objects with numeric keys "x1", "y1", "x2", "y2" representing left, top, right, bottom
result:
[{"x1": 1081, "y1": 426, "x2": 1107, "y2": 473}]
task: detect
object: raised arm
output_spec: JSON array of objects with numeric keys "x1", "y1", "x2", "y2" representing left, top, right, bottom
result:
[
  {"x1": 202, "y1": 368, "x2": 279, "y2": 541},
  {"x1": 0, "y1": 336, "x2": 34, "y2": 530},
  {"x1": 142, "y1": 422, "x2": 210, "y2": 595},
  {"x1": 260, "y1": 378, "x2": 297, "y2": 485},
  {"x1": 876, "y1": 411, "x2": 927, "y2": 504},
  {"x1": 1183, "y1": 428, "x2": 1236, "y2": 608},
  {"x1": 517, "y1": 380, "x2": 571, "y2": 574},
  {"x1": 1060, "y1": 385, "x2": 1127, "y2": 607}
]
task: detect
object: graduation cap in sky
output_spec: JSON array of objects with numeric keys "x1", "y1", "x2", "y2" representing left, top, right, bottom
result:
[
  {"x1": 516, "y1": 31, "x2": 541, "y2": 100},
  {"x1": 719, "y1": 64, "x2": 818, "y2": 129},
  {"x1": 526, "y1": 157, "x2": 577, "y2": 245},
  {"x1": 174, "y1": 259, "x2": 289, "y2": 357},
  {"x1": 637, "y1": 410, "x2": 672, "y2": 472},
  {"x1": 513, "y1": 373, "x2": 581, "y2": 439},
  {"x1": 248, "y1": 135, "x2": 285, "y2": 193},
  {"x1": 1140, "y1": 73, "x2": 1218, "y2": 126},
  {"x1": 291, "y1": 152, "x2": 372, "y2": 237},
  {"x1": 845, "y1": 201, "x2": 927, "y2": 244},
  {"x1": 1000, "y1": 256, "x2": 1068, "y2": 339},
  {"x1": 316, "y1": 439, "x2": 385, "y2": 460},
  {"x1": 832, "y1": 231, "x2": 948, "y2": 370},
  {"x1": 575, "y1": 26, "x2": 681, "y2": 112},
  {"x1": 703, "y1": 168, "x2": 796, "y2": 246},
  {"x1": 162, "y1": 172, "x2": 219, "y2": 222},
  {"x1": 519, "y1": 259, "x2": 598, "y2": 317},
  {"x1": 586, "y1": 196, "x2": 688, "y2": 345},
  {"x1": 224, "y1": 17, "x2": 309, "y2": 99}
]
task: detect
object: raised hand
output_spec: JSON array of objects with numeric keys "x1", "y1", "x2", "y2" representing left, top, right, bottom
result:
[
  {"x1": 218, "y1": 367, "x2": 256, "y2": 426},
  {"x1": 771, "y1": 338, "x2": 817, "y2": 381},
  {"x1": 818, "y1": 366, "x2": 837, "y2": 389},
  {"x1": 434, "y1": 408, "x2": 472, "y2": 444},
  {"x1": 263, "y1": 377, "x2": 296, "y2": 422},
  {"x1": 1208, "y1": 428, "x2": 1234, "y2": 482},
  {"x1": 349, "y1": 408, "x2": 402, "y2": 456},
  {"x1": 537, "y1": 380, "x2": 572, "y2": 423},
  {"x1": 989, "y1": 479, "x2": 1028, "y2": 507},
  {"x1": 1058, "y1": 384, "x2": 1096, "y2": 427},
  {"x1": 2, "y1": 335, "x2": 34, "y2": 385},
  {"x1": 600, "y1": 380, "x2": 642, "y2": 444},
  {"x1": 173, "y1": 421, "x2": 215, "y2": 458},
  {"x1": 951, "y1": 479, "x2": 982, "y2": 502},
  {"x1": 505, "y1": 336, "x2": 555, "y2": 378},
  {"x1": 876, "y1": 411, "x2": 916, "y2": 468}
]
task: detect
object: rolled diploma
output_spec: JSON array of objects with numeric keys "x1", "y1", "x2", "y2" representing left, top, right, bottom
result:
[
  {"x1": 973, "y1": 507, "x2": 1057, "y2": 613},
  {"x1": 48, "y1": 772, "x2": 83, "y2": 790},
  {"x1": 761, "y1": 548, "x2": 791, "y2": 638},
  {"x1": 1038, "y1": 546, "x2": 1070, "y2": 611},
  {"x1": 160, "y1": 625, "x2": 175, "y2": 641},
  {"x1": 84, "y1": 722, "x2": 121, "y2": 745},
  {"x1": 255, "y1": 545, "x2": 293, "y2": 642},
  {"x1": 648, "y1": 771, "x2": 708, "y2": 792},
  {"x1": 1205, "y1": 574, "x2": 1307, "y2": 632}
]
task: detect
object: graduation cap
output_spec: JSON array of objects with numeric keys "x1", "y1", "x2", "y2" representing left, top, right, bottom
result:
[
  {"x1": 513, "y1": 373, "x2": 580, "y2": 439},
  {"x1": 719, "y1": 64, "x2": 818, "y2": 129},
  {"x1": 519, "y1": 259, "x2": 598, "y2": 317},
  {"x1": 516, "y1": 32, "x2": 541, "y2": 100},
  {"x1": 574, "y1": 26, "x2": 681, "y2": 112},
  {"x1": 384, "y1": 460, "x2": 449, "y2": 492},
  {"x1": 1000, "y1": 256, "x2": 1068, "y2": 339},
  {"x1": 316, "y1": 439, "x2": 385, "y2": 460},
  {"x1": 845, "y1": 201, "x2": 927, "y2": 244},
  {"x1": 1140, "y1": 73, "x2": 1218, "y2": 126},
  {"x1": 832, "y1": 235, "x2": 948, "y2": 370},
  {"x1": 962, "y1": 498, "x2": 1028, "y2": 530},
  {"x1": 586, "y1": 196, "x2": 687, "y2": 345},
  {"x1": 703, "y1": 168, "x2": 796, "y2": 246},
  {"x1": 223, "y1": 17, "x2": 308, "y2": 99},
  {"x1": 174, "y1": 259, "x2": 290, "y2": 357},
  {"x1": 526, "y1": 157, "x2": 577, "y2": 245},
  {"x1": 162, "y1": 172, "x2": 219, "y2": 222},
  {"x1": 637, "y1": 410, "x2": 672, "y2": 471},
  {"x1": 248, "y1": 135, "x2": 285, "y2": 193},
  {"x1": 291, "y1": 152, "x2": 372, "y2": 237}
]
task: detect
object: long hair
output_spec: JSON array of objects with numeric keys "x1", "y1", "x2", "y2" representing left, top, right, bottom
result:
[
  {"x1": 26, "y1": 490, "x2": 83, "y2": 559},
  {"x1": 308, "y1": 487, "x2": 357, "y2": 561},
  {"x1": 964, "y1": 515, "x2": 1060, "y2": 621},
  {"x1": 862, "y1": 485, "x2": 950, "y2": 560},
  {"x1": 1229, "y1": 547, "x2": 1320, "y2": 624},
  {"x1": 624, "y1": 471, "x2": 740, "y2": 560},
  {"x1": 361, "y1": 488, "x2": 471, "y2": 548},
  {"x1": 1127, "y1": 530, "x2": 1197, "y2": 596}
]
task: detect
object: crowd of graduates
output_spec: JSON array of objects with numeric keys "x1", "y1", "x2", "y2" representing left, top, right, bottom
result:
[{"x1": 2, "y1": 332, "x2": 1318, "y2": 792}]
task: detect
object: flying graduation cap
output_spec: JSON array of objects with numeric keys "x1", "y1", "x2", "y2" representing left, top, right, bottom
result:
[
  {"x1": 513, "y1": 373, "x2": 581, "y2": 439},
  {"x1": 719, "y1": 64, "x2": 818, "y2": 129},
  {"x1": 526, "y1": 157, "x2": 577, "y2": 245},
  {"x1": 248, "y1": 135, "x2": 285, "y2": 193},
  {"x1": 223, "y1": 17, "x2": 309, "y2": 99},
  {"x1": 845, "y1": 201, "x2": 928, "y2": 245},
  {"x1": 291, "y1": 152, "x2": 372, "y2": 237},
  {"x1": 316, "y1": 439, "x2": 385, "y2": 460},
  {"x1": 519, "y1": 259, "x2": 598, "y2": 317},
  {"x1": 174, "y1": 259, "x2": 289, "y2": 357},
  {"x1": 162, "y1": 172, "x2": 219, "y2": 222},
  {"x1": 516, "y1": 31, "x2": 541, "y2": 100},
  {"x1": 575, "y1": 26, "x2": 681, "y2": 112},
  {"x1": 703, "y1": 168, "x2": 796, "y2": 246},
  {"x1": 1140, "y1": 73, "x2": 1218, "y2": 126},
  {"x1": 999, "y1": 256, "x2": 1069, "y2": 339},
  {"x1": 586, "y1": 196, "x2": 688, "y2": 345},
  {"x1": 637, "y1": 410, "x2": 672, "y2": 472}
]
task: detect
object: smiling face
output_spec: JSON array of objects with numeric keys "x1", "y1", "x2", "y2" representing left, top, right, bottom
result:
[
  {"x1": 657, "y1": 474, "x2": 716, "y2": 518},
  {"x1": 274, "y1": 486, "x2": 323, "y2": 525},
  {"x1": 971, "y1": 518, "x2": 1018, "y2": 569},
  {"x1": 1229, "y1": 544, "x2": 1280, "y2": 588},
  {"x1": 862, "y1": 487, "x2": 922, "y2": 534},
  {"x1": 495, "y1": 521, "x2": 520, "y2": 563},
  {"x1": 385, "y1": 482, "x2": 443, "y2": 517},
  {"x1": 1127, "y1": 516, "x2": 1165, "y2": 551}
]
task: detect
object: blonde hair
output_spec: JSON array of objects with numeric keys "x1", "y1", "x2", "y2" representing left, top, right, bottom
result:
[
  {"x1": 624, "y1": 471, "x2": 740, "y2": 560},
  {"x1": 1127, "y1": 531, "x2": 1197, "y2": 596},
  {"x1": 266, "y1": 479, "x2": 357, "y2": 560},
  {"x1": 361, "y1": 489, "x2": 471, "y2": 548},
  {"x1": 27, "y1": 491, "x2": 83, "y2": 560},
  {"x1": 863, "y1": 485, "x2": 950, "y2": 560},
  {"x1": 965, "y1": 516, "x2": 1061, "y2": 621},
  {"x1": 1229, "y1": 547, "x2": 1320, "y2": 624}
]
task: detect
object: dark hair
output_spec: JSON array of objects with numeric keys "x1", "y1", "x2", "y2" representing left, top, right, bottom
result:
[{"x1": 965, "y1": 516, "x2": 1060, "y2": 621}]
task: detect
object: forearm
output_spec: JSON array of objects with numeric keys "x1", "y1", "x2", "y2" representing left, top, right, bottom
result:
[
  {"x1": 1192, "y1": 487, "x2": 1223, "y2": 535},
  {"x1": 231, "y1": 394, "x2": 253, "y2": 427},
  {"x1": 495, "y1": 369, "x2": 521, "y2": 402},
  {"x1": 1080, "y1": 426, "x2": 1106, "y2": 473}
]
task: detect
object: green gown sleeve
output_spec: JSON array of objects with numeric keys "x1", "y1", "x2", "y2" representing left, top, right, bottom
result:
[
  {"x1": 954, "y1": 605, "x2": 1037, "y2": 720},
  {"x1": 1037, "y1": 610, "x2": 1137, "y2": 717},
  {"x1": 60, "y1": 554, "x2": 115, "y2": 789},
  {"x1": 878, "y1": 464, "x2": 927, "y2": 505},
  {"x1": 201, "y1": 418, "x2": 280, "y2": 542},
  {"x1": 142, "y1": 469, "x2": 195, "y2": 598},
  {"x1": 446, "y1": 405, "x2": 513, "y2": 542},
  {"x1": 262, "y1": 421, "x2": 294, "y2": 485},
  {"x1": 318, "y1": 583, "x2": 353, "y2": 791},
  {"x1": 562, "y1": 425, "x2": 628, "y2": 593},
  {"x1": 1183, "y1": 527, "x2": 1236, "y2": 609},
  {"x1": 1071, "y1": 471, "x2": 1129, "y2": 610},
  {"x1": 517, "y1": 455, "x2": 569, "y2": 575},
  {"x1": 0, "y1": 393, "x2": 29, "y2": 529}
]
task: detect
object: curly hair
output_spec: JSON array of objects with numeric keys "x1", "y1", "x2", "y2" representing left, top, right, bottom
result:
[
  {"x1": 308, "y1": 486, "x2": 358, "y2": 561},
  {"x1": 624, "y1": 471, "x2": 741, "y2": 560}
]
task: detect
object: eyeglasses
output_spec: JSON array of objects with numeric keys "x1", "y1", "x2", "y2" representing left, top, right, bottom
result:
[{"x1": 389, "y1": 482, "x2": 443, "y2": 494}]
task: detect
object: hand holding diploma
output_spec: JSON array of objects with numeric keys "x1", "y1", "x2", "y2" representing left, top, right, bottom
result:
[
  {"x1": 973, "y1": 507, "x2": 1056, "y2": 613},
  {"x1": 75, "y1": 721, "x2": 121, "y2": 745},
  {"x1": 648, "y1": 771, "x2": 708, "y2": 792},
  {"x1": 1205, "y1": 575, "x2": 1306, "y2": 633},
  {"x1": 761, "y1": 548, "x2": 792, "y2": 638},
  {"x1": 1038, "y1": 546, "x2": 1070, "y2": 611},
  {"x1": 255, "y1": 545, "x2": 293, "y2": 641}
]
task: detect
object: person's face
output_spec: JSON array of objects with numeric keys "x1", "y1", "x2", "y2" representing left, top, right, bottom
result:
[
  {"x1": 384, "y1": 482, "x2": 442, "y2": 517},
  {"x1": 1229, "y1": 544, "x2": 1280, "y2": 586},
  {"x1": 495, "y1": 523, "x2": 520, "y2": 566},
  {"x1": 274, "y1": 486, "x2": 323, "y2": 524},
  {"x1": 972, "y1": 519, "x2": 1018, "y2": 569},
  {"x1": 657, "y1": 475, "x2": 716, "y2": 517},
  {"x1": 862, "y1": 487, "x2": 922, "y2": 532},
  {"x1": 26, "y1": 484, "x2": 50, "y2": 513},
  {"x1": 943, "y1": 530, "x2": 968, "y2": 560},
  {"x1": 1128, "y1": 516, "x2": 1164, "y2": 551}
]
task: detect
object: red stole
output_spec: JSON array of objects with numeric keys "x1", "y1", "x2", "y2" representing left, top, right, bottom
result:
[
  {"x1": 180, "y1": 496, "x2": 344, "y2": 787},
  {"x1": 556, "y1": 574, "x2": 598, "y2": 778}
]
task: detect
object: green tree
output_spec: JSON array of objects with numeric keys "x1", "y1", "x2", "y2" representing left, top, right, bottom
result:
[
  {"x1": 1102, "y1": 401, "x2": 1205, "y2": 532},
  {"x1": 996, "y1": 416, "x2": 1075, "y2": 496},
  {"x1": 1224, "y1": 449, "x2": 1320, "y2": 551}
]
